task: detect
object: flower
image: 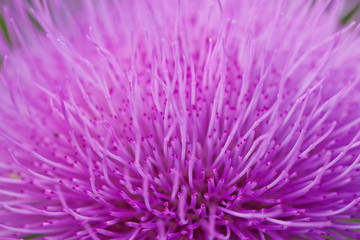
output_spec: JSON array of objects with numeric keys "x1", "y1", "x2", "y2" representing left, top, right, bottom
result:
[{"x1": 1, "y1": 0, "x2": 360, "y2": 239}]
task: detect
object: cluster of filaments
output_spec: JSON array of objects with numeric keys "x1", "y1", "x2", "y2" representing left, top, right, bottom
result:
[{"x1": 1, "y1": 1, "x2": 360, "y2": 239}]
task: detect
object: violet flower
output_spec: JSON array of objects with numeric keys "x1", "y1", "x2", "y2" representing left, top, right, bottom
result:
[{"x1": 1, "y1": 1, "x2": 360, "y2": 239}]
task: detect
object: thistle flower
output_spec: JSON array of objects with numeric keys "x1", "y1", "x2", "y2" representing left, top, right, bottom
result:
[{"x1": 1, "y1": 0, "x2": 360, "y2": 239}]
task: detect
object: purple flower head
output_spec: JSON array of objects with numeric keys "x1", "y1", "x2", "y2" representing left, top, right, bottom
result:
[{"x1": 1, "y1": 0, "x2": 360, "y2": 239}]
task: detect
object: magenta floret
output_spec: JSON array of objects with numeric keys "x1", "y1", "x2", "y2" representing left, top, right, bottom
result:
[{"x1": 1, "y1": 1, "x2": 360, "y2": 239}]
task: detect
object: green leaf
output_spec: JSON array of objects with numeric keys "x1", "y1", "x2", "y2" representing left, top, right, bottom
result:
[
  {"x1": 22, "y1": 234, "x2": 44, "y2": 240},
  {"x1": 342, "y1": 218, "x2": 360, "y2": 223},
  {"x1": 27, "y1": 11, "x2": 44, "y2": 32},
  {"x1": 0, "y1": 14, "x2": 12, "y2": 47},
  {"x1": 322, "y1": 236, "x2": 337, "y2": 240},
  {"x1": 342, "y1": 4, "x2": 360, "y2": 25}
]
